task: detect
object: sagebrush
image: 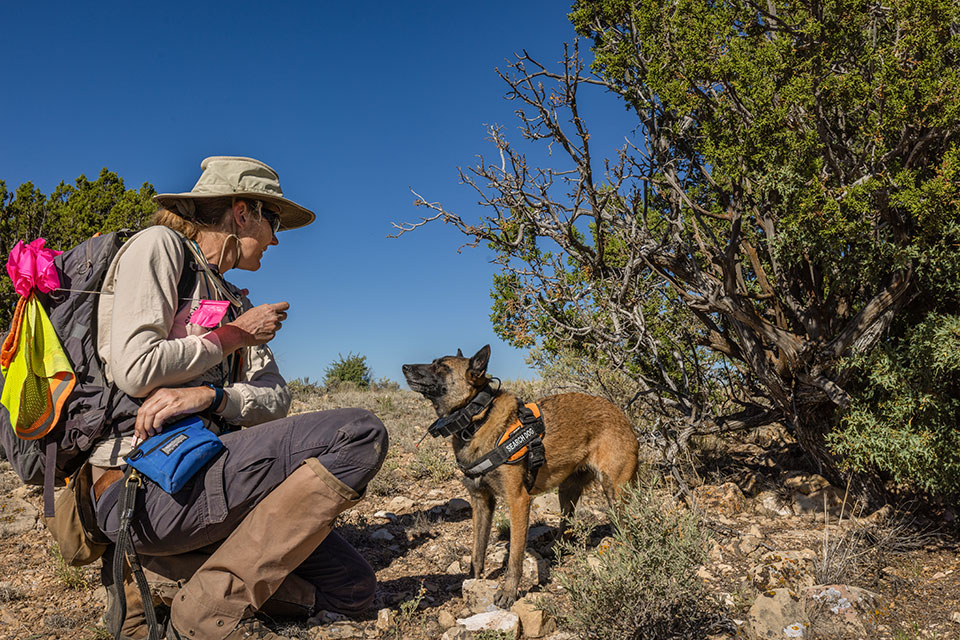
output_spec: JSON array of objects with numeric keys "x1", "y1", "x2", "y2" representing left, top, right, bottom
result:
[{"x1": 546, "y1": 479, "x2": 718, "y2": 640}]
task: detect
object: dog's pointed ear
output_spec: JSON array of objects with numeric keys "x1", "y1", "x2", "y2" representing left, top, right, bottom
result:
[
  {"x1": 468, "y1": 345, "x2": 491, "y2": 382},
  {"x1": 457, "y1": 348, "x2": 464, "y2": 357}
]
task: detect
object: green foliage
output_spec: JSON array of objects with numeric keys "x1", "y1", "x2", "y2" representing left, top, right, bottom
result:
[
  {"x1": 0, "y1": 169, "x2": 156, "y2": 326},
  {"x1": 464, "y1": 0, "x2": 960, "y2": 499},
  {"x1": 323, "y1": 352, "x2": 373, "y2": 390},
  {"x1": 546, "y1": 479, "x2": 717, "y2": 639},
  {"x1": 829, "y1": 313, "x2": 960, "y2": 497},
  {"x1": 49, "y1": 544, "x2": 89, "y2": 591},
  {"x1": 287, "y1": 376, "x2": 324, "y2": 401}
]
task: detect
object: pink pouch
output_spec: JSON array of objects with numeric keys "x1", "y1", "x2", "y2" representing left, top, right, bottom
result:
[
  {"x1": 6, "y1": 238, "x2": 62, "y2": 297},
  {"x1": 188, "y1": 300, "x2": 231, "y2": 328}
]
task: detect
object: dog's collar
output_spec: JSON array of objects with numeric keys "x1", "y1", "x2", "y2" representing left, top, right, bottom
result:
[{"x1": 426, "y1": 383, "x2": 499, "y2": 441}]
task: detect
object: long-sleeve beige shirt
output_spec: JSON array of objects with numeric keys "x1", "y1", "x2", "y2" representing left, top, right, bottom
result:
[{"x1": 89, "y1": 225, "x2": 291, "y2": 465}]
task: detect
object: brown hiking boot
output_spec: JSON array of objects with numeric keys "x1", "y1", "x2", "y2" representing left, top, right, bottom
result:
[
  {"x1": 169, "y1": 462, "x2": 360, "y2": 640},
  {"x1": 166, "y1": 617, "x2": 293, "y2": 640}
]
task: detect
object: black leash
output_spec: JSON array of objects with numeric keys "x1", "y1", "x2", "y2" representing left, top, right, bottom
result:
[{"x1": 112, "y1": 469, "x2": 161, "y2": 640}]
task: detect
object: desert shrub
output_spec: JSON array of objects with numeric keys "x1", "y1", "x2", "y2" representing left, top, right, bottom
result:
[
  {"x1": 324, "y1": 352, "x2": 372, "y2": 390},
  {"x1": 828, "y1": 313, "x2": 960, "y2": 499},
  {"x1": 286, "y1": 376, "x2": 323, "y2": 402},
  {"x1": 49, "y1": 544, "x2": 89, "y2": 591},
  {"x1": 409, "y1": 442, "x2": 456, "y2": 482},
  {"x1": 372, "y1": 377, "x2": 400, "y2": 391},
  {"x1": 546, "y1": 479, "x2": 718, "y2": 640}
]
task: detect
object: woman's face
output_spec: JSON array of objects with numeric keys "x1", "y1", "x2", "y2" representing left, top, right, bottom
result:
[{"x1": 235, "y1": 202, "x2": 280, "y2": 271}]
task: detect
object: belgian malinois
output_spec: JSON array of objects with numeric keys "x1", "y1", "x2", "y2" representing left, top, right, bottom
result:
[{"x1": 402, "y1": 345, "x2": 639, "y2": 607}]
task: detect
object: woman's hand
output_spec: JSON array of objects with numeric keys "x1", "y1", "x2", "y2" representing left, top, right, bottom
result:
[
  {"x1": 213, "y1": 302, "x2": 289, "y2": 353},
  {"x1": 134, "y1": 386, "x2": 216, "y2": 441}
]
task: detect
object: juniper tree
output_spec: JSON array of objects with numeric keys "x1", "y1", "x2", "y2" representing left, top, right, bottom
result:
[{"x1": 396, "y1": 0, "x2": 960, "y2": 501}]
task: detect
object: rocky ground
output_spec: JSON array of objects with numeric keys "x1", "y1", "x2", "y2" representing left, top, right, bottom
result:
[{"x1": 1, "y1": 385, "x2": 959, "y2": 640}]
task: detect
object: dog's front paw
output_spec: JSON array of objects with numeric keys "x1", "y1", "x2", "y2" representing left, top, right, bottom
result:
[{"x1": 494, "y1": 589, "x2": 517, "y2": 609}]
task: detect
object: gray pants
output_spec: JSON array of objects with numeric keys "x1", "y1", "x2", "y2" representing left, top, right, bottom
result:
[{"x1": 95, "y1": 408, "x2": 388, "y2": 614}]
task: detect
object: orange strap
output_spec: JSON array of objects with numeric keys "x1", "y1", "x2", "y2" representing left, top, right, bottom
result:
[
  {"x1": 0, "y1": 297, "x2": 27, "y2": 369},
  {"x1": 496, "y1": 402, "x2": 543, "y2": 463}
]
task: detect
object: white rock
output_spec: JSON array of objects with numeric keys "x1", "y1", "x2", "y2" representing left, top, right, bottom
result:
[
  {"x1": 457, "y1": 610, "x2": 520, "y2": 634},
  {"x1": 372, "y1": 510, "x2": 397, "y2": 522}
]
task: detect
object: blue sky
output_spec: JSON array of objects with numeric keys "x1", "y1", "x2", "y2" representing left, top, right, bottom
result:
[{"x1": 0, "y1": 1, "x2": 635, "y2": 385}]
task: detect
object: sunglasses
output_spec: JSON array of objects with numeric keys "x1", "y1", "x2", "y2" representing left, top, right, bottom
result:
[{"x1": 261, "y1": 209, "x2": 282, "y2": 237}]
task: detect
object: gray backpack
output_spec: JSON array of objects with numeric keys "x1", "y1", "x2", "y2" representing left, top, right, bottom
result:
[{"x1": 0, "y1": 230, "x2": 195, "y2": 515}]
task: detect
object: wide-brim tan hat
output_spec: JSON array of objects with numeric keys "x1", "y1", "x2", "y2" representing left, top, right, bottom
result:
[{"x1": 153, "y1": 156, "x2": 315, "y2": 230}]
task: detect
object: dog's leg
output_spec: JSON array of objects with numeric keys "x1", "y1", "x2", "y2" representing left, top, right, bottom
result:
[
  {"x1": 558, "y1": 469, "x2": 591, "y2": 533},
  {"x1": 495, "y1": 488, "x2": 531, "y2": 608},
  {"x1": 601, "y1": 454, "x2": 639, "y2": 507},
  {"x1": 469, "y1": 486, "x2": 495, "y2": 579}
]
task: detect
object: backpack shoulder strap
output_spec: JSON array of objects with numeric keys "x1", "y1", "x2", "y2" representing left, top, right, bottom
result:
[{"x1": 176, "y1": 241, "x2": 198, "y2": 308}]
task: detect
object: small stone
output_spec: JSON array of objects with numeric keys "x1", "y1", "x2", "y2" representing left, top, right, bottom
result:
[
  {"x1": 950, "y1": 611, "x2": 960, "y2": 624},
  {"x1": 749, "y1": 549, "x2": 817, "y2": 591},
  {"x1": 691, "y1": 482, "x2": 746, "y2": 515},
  {"x1": 446, "y1": 498, "x2": 471, "y2": 516},
  {"x1": 387, "y1": 496, "x2": 415, "y2": 512},
  {"x1": 512, "y1": 595, "x2": 556, "y2": 637},
  {"x1": 316, "y1": 622, "x2": 362, "y2": 639},
  {"x1": 375, "y1": 608, "x2": 396, "y2": 632},
  {"x1": 532, "y1": 493, "x2": 562, "y2": 517},
  {"x1": 747, "y1": 588, "x2": 806, "y2": 640},
  {"x1": 462, "y1": 578, "x2": 499, "y2": 614},
  {"x1": 522, "y1": 551, "x2": 548, "y2": 584},
  {"x1": 792, "y1": 487, "x2": 844, "y2": 516},
  {"x1": 440, "y1": 627, "x2": 469, "y2": 640},
  {"x1": 372, "y1": 510, "x2": 397, "y2": 522},
  {"x1": 370, "y1": 528, "x2": 394, "y2": 542},
  {"x1": 445, "y1": 561, "x2": 462, "y2": 575},
  {"x1": 783, "y1": 473, "x2": 831, "y2": 495},
  {"x1": 437, "y1": 610, "x2": 457, "y2": 628},
  {"x1": 488, "y1": 546, "x2": 508, "y2": 568},
  {"x1": 755, "y1": 491, "x2": 793, "y2": 517}
]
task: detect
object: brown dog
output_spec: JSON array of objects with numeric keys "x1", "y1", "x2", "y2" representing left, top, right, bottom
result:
[{"x1": 402, "y1": 345, "x2": 639, "y2": 607}]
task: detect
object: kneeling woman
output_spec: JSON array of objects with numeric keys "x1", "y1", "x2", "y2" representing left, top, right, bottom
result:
[{"x1": 89, "y1": 156, "x2": 388, "y2": 640}]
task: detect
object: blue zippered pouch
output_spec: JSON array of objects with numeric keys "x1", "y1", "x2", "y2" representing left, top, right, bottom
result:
[{"x1": 125, "y1": 416, "x2": 224, "y2": 494}]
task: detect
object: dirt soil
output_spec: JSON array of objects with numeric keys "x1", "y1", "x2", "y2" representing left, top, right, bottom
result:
[{"x1": 1, "y1": 386, "x2": 959, "y2": 640}]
